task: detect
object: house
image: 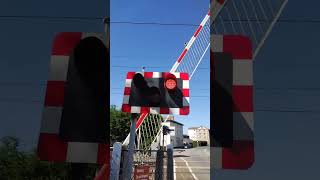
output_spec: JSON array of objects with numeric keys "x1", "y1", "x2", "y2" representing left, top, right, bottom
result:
[{"x1": 161, "y1": 116, "x2": 184, "y2": 148}]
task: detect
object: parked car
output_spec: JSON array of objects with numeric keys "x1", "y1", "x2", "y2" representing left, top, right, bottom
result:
[{"x1": 183, "y1": 142, "x2": 192, "y2": 149}]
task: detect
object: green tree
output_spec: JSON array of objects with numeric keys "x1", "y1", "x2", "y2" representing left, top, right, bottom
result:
[
  {"x1": 0, "y1": 105, "x2": 130, "y2": 179},
  {"x1": 0, "y1": 136, "x2": 73, "y2": 179},
  {"x1": 110, "y1": 105, "x2": 131, "y2": 145}
]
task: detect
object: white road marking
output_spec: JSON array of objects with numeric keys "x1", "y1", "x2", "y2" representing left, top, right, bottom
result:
[
  {"x1": 173, "y1": 160, "x2": 209, "y2": 163},
  {"x1": 173, "y1": 166, "x2": 210, "y2": 169},
  {"x1": 181, "y1": 157, "x2": 199, "y2": 180}
]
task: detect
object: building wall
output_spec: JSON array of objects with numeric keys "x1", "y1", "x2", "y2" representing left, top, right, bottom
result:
[
  {"x1": 188, "y1": 129, "x2": 196, "y2": 140},
  {"x1": 173, "y1": 124, "x2": 183, "y2": 147},
  {"x1": 188, "y1": 126, "x2": 210, "y2": 145},
  {"x1": 161, "y1": 120, "x2": 184, "y2": 148}
]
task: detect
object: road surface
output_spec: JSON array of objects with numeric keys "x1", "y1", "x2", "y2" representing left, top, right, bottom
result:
[{"x1": 173, "y1": 146, "x2": 210, "y2": 180}]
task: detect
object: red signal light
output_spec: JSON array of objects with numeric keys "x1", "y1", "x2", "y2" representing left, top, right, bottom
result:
[
  {"x1": 164, "y1": 74, "x2": 177, "y2": 91},
  {"x1": 165, "y1": 79, "x2": 177, "y2": 90}
]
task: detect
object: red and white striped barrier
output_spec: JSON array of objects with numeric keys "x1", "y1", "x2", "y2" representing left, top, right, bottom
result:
[
  {"x1": 170, "y1": 10, "x2": 211, "y2": 72},
  {"x1": 121, "y1": 72, "x2": 190, "y2": 115},
  {"x1": 133, "y1": 8, "x2": 212, "y2": 134},
  {"x1": 37, "y1": 32, "x2": 109, "y2": 164},
  {"x1": 211, "y1": 34, "x2": 254, "y2": 170}
]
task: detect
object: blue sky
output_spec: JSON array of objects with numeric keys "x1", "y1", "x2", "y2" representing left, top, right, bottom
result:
[
  {"x1": 1, "y1": 0, "x2": 320, "y2": 179},
  {"x1": 110, "y1": 0, "x2": 210, "y2": 134},
  {"x1": 0, "y1": 0, "x2": 108, "y2": 150},
  {"x1": 0, "y1": 0, "x2": 210, "y2": 146}
]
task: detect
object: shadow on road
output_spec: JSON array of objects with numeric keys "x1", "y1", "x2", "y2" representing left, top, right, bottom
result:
[{"x1": 173, "y1": 155, "x2": 190, "y2": 158}]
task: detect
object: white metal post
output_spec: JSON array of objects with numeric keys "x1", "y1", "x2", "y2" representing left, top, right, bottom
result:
[{"x1": 110, "y1": 142, "x2": 122, "y2": 180}]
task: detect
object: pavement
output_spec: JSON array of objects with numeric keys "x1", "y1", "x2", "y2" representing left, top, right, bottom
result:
[{"x1": 173, "y1": 146, "x2": 210, "y2": 180}]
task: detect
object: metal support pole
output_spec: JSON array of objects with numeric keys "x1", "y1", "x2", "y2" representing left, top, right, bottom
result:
[
  {"x1": 122, "y1": 114, "x2": 138, "y2": 180},
  {"x1": 155, "y1": 149, "x2": 164, "y2": 180},
  {"x1": 167, "y1": 144, "x2": 174, "y2": 180},
  {"x1": 110, "y1": 142, "x2": 122, "y2": 180},
  {"x1": 162, "y1": 134, "x2": 165, "y2": 151},
  {"x1": 137, "y1": 127, "x2": 141, "y2": 150}
]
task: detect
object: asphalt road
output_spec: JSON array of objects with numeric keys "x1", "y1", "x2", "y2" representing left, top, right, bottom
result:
[{"x1": 173, "y1": 146, "x2": 210, "y2": 180}]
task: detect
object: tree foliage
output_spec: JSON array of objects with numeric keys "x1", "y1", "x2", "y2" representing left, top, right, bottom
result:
[
  {"x1": 0, "y1": 106, "x2": 130, "y2": 179},
  {"x1": 0, "y1": 136, "x2": 75, "y2": 179},
  {"x1": 110, "y1": 105, "x2": 131, "y2": 145}
]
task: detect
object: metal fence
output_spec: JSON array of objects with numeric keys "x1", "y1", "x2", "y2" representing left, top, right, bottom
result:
[{"x1": 110, "y1": 148, "x2": 173, "y2": 180}]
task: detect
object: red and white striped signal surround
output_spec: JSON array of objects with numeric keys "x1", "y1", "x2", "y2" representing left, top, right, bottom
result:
[
  {"x1": 212, "y1": 35, "x2": 254, "y2": 170},
  {"x1": 37, "y1": 32, "x2": 108, "y2": 164},
  {"x1": 122, "y1": 72, "x2": 190, "y2": 115}
]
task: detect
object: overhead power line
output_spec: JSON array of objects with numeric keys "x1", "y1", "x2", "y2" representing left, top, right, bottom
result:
[
  {"x1": 195, "y1": 88, "x2": 320, "y2": 91},
  {"x1": 1, "y1": 97, "x2": 320, "y2": 113},
  {"x1": 0, "y1": 15, "x2": 103, "y2": 20},
  {"x1": 2, "y1": 15, "x2": 320, "y2": 25},
  {"x1": 0, "y1": 15, "x2": 199, "y2": 27},
  {"x1": 2, "y1": 82, "x2": 320, "y2": 93},
  {"x1": 255, "y1": 109, "x2": 320, "y2": 113},
  {"x1": 222, "y1": 18, "x2": 320, "y2": 24}
]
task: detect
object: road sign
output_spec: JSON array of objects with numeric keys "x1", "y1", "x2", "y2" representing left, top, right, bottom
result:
[
  {"x1": 37, "y1": 32, "x2": 109, "y2": 164},
  {"x1": 134, "y1": 165, "x2": 150, "y2": 180},
  {"x1": 121, "y1": 72, "x2": 190, "y2": 115},
  {"x1": 211, "y1": 35, "x2": 254, "y2": 170}
]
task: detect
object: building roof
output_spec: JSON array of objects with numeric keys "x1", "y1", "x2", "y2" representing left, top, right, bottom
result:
[
  {"x1": 188, "y1": 126, "x2": 209, "y2": 130},
  {"x1": 167, "y1": 119, "x2": 183, "y2": 126},
  {"x1": 167, "y1": 115, "x2": 174, "y2": 121}
]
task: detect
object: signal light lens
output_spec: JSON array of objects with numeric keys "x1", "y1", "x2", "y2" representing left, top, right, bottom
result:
[{"x1": 165, "y1": 78, "x2": 177, "y2": 90}]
